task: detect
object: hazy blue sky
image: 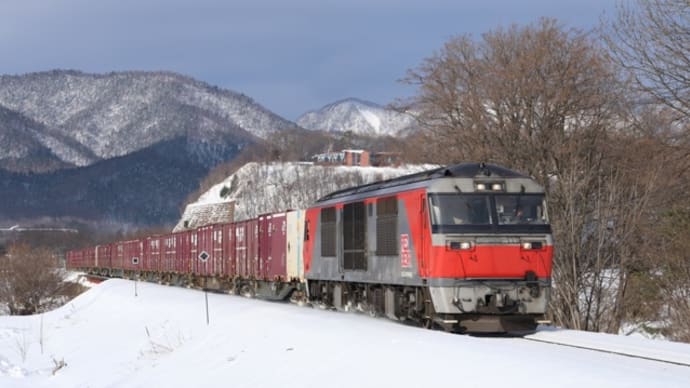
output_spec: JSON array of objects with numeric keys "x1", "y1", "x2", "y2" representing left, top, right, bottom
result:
[{"x1": 0, "y1": 0, "x2": 617, "y2": 119}]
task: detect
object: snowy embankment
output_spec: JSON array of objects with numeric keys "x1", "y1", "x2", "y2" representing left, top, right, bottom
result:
[
  {"x1": 176, "y1": 162, "x2": 437, "y2": 230},
  {"x1": 1, "y1": 279, "x2": 690, "y2": 388}
]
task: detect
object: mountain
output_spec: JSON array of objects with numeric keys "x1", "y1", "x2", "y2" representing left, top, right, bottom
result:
[
  {"x1": 0, "y1": 70, "x2": 296, "y2": 171},
  {"x1": 0, "y1": 138, "x2": 237, "y2": 226},
  {"x1": 0, "y1": 105, "x2": 75, "y2": 173},
  {"x1": 0, "y1": 70, "x2": 300, "y2": 226},
  {"x1": 296, "y1": 98, "x2": 418, "y2": 137}
]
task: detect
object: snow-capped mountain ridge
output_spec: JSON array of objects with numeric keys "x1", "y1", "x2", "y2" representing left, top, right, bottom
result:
[
  {"x1": 296, "y1": 97, "x2": 418, "y2": 137},
  {"x1": 0, "y1": 70, "x2": 295, "y2": 171}
]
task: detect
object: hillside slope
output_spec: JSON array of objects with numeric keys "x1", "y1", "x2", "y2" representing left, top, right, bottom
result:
[
  {"x1": 176, "y1": 162, "x2": 435, "y2": 230},
  {"x1": 0, "y1": 70, "x2": 304, "y2": 226}
]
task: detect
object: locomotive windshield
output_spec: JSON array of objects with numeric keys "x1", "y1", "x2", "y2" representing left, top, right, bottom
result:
[
  {"x1": 495, "y1": 194, "x2": 548, "y2": 225},
  {"x1": 428, "y1": 193, "x2": 549, "y2": 231},
  {"x1": 429, "y1": 194, "x2": 492, "y2": 225}
]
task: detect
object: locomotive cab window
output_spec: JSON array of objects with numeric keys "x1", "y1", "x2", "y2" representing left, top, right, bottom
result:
[{"x1": 495, "y1": 194, "x2": 547, "y2": 225}]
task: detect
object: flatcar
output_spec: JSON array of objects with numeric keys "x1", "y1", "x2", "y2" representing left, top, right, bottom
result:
[{"x1": 67, "y1": 162, "x2": 553, "y2": 333}]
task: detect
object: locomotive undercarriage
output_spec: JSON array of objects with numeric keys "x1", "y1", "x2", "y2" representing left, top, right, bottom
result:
[{"x1": 306, "y1": 279, "x2": 542, "y2": 333}]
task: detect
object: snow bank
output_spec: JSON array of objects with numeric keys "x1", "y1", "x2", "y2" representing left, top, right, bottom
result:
[{"x1": 1, "y1": 278, "x2": 689, "y2": 388}]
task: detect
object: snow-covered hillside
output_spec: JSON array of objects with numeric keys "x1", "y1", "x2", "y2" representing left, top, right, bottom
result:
[
  {"x1": 176, "y1": 162, "x2": 436, "y2": 230},
  {"x1": 1, "y1": 279, "x2": 689, "y2": 388},
  {"x1": 297, "y1": 98, "x2": 417, "y2": 137}
]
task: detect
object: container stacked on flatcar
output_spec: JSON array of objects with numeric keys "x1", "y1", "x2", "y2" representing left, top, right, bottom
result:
[{"x1": 66, "y1": 211, "x2": 305, "y2": 300}]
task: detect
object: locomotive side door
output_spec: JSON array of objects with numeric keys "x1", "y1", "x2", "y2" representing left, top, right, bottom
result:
[{"x1": 342, "y1": 201, "x2": 367, "y2": 271}]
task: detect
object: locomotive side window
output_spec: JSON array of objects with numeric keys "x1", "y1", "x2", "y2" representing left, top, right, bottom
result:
[
  {"x1": 495, "y1": 194, "x2": 547, "y2": 225},
  {"x1": 429, "y1": 194, "x2": 491, "y2": 226},
  {"x1": 376, "y1": 197, "x2": 398, "y2": 256},
  {"x1": 321, "y1": 207, "x2": 336, "y2": 257}
]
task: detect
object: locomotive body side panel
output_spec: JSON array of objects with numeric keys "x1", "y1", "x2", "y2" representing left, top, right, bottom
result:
[{"x1": 304, "y1": 188, "x2": 427, "y2": 287}]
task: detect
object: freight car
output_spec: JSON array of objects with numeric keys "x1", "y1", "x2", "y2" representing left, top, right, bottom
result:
[{"x1": 67, "y1": 162, "x2": 553, "y2": 333}]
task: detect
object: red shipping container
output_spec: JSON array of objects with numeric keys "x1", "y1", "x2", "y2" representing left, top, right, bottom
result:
[
  {"x1": 258, "y1": 213, "x2": 288, "y2": 279},
  {"x1": 235, "y1": 220, "x2": 249, "y2": 277},
  {"x1": 121, "y1": 239, "x2": 143, "y2": 271},
  {"x1": 247, "y1": 219, "x2": 259, "y2": 278},
  {"x1": 194, "y1": 226, "x2": 213, "y2": 276},
  {"x1": 174, "y1": 230, "x2": 188, "y2": 274},
  {"x1": 144, "y1": 236, "x2": 160, "y2": 272},
  {"x1": 113, "y1": 242, "x2": 123, "y2": 270},
  {"x1": 212, "y1": 224, "x2": 225, "y2": 276},
  {"x1": 161, "y1": 234, "x2": 175, "y2": 273},
  {"x1": 96, "y1": 244, "x2": 112, "y2": 270},
  {"x1": 266, "y1": 213, "x2": 287, "y2": 280},
  {"x1": 222, "y1": 223, "x2": 236, "y2": 277},
  {"x1": 258, "y1": 215, "x2": 270, "y2": 279}
]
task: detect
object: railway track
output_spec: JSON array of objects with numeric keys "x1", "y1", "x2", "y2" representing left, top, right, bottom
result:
[{"x1": 521, "y1": 334, "x2": 690, "y2": 368}]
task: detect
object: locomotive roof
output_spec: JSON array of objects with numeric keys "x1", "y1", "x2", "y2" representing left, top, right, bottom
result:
[{"x1": 317, "y1": 162, "x2": 529, "y2": 202}]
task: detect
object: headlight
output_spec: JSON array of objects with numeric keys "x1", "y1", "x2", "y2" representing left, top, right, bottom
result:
[
  {"x1": 521, "y1": 241, "x2": 544, "y2": 250},
  {"x1": 448, "y1": 241, "x2": 474, "y2": 250}
]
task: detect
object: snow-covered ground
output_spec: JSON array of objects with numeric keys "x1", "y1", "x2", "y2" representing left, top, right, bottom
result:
[{"x1": 1, "y1": 278, "x2": 689, "y2": 388}]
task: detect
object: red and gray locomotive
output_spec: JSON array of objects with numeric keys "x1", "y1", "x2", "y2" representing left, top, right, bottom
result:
[{"x1": 67, "y1": 162, "x2": 553, "y2": 333}]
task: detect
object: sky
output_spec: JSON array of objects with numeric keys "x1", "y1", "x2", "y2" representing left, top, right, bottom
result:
[{"x1": 0, "y1": 0, "x2": 618, "y2": 120}]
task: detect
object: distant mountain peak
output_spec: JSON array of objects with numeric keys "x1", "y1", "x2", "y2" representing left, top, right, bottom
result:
[
  {"x1": 297, "y1": 98, "x2": 417, "y2": 137},
  {"x1": 320, "y1": 97, "x2": 382, "y2": 110}
]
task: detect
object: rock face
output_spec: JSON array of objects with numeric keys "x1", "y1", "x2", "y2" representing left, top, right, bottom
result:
[
  {"x1": 296, "y1": 98, "x2": 417, "y2": 137},
  {"x1": 174, "y1": 161, "x2": 436, "y2": 231}
]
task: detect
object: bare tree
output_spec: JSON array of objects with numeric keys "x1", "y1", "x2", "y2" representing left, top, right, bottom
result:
[
  {"x1": 0, "y1": 243, "x2": 65, "y2": 315},
  {"x1": 604, "y1": 0, "x2": 690, "y2": 123},
  {"x1": 400, "y1": 18, "x2": 667, "y2": 332}
]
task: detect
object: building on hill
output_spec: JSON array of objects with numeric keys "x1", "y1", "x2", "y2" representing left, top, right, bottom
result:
[
  {"x1": 311, "y1": 150, "x2": 345, "y2": 165},
  {"x1": 342, "y1": 149, "x2": 369, "y2": 166},
  {"x1": 311, "y1": 149, "x2": 400, "y2": 167},
  {"x1": 370, "y1": 151, "x2": 402, "y2": 167}
]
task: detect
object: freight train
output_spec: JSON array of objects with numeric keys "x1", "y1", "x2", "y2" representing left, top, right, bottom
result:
[{"x1": 67, "y1": 162, "x2": 553, "y2": 333}]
